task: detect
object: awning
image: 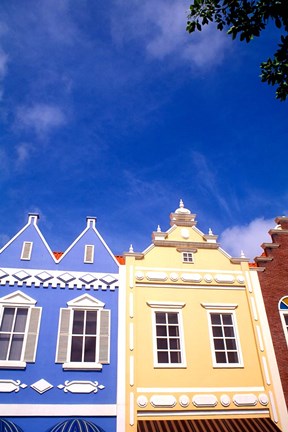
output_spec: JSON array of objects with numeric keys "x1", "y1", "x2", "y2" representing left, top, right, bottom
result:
[
  {"x1": 0, "y1": 419, "x2": 23, "y2": 432},
  {"x1": 47, "y1": 419, "x2": 104, "y2": 432},
  {"x1": 137, "y1": 418, "x2": 281, "y2": 432}
]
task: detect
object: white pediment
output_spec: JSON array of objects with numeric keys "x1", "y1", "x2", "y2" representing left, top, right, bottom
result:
[
  {"x1": 67, "y1": 293, "x2": 104, "y2": 309},
  {"x1": 0, "y1": 290, "x2": 36, "y2": 306}
]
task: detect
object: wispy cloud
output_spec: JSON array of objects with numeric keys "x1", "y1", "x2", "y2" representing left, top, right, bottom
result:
[
  {"x1": 16, "y1": 104, "x2": 67, "y2": 136},
  {"x1": 191, "y1": 151, "x2": 231, "y2": 215},
  {"x1": 113, "y1": 0, "x2": 230, "y2": 68},
  {"x1": 220, "y1": 217, "x2": 275, "y2": 259}
]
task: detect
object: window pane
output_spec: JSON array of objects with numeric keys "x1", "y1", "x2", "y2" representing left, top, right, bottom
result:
[
  {"x1": 169, "y1": 326, "x2": 179, "y2": 337},
  {"x1": 284, "y1": 314, "x2": 288, "y2": 325},
  {"x1": 222, "y1": 314, "x2": 233, "y2": 325},
  {"x1": 227, "y1": 351, "x2": 239, "y2": 363},
  {"x1": 211, "y1": 314, "x2": 221, "y2": 325},
  {"x1": 212, "y1": 326, "x2": 223, "y2": 337},
  {"x1": 86, "y1": 311, "x2": 97, "y2": 335},
  {"x1": 9, "y1": 335, "x2": 24, "y2": 360},
  {"x1": 155, "y1": 313, "x2": 166, "y2": 324},
  {"x1": 84, "y1": 336, "x2": 96, "y2": 362},
  {"x1": 170, "y1": 351, "x2": 181, "y2": 363},
  {"x1": 169, "y1": 338, "x2": 181, "y2": 350},
  {"x1": 0, "y1": 335, "x2": 9, "y2": 360},
  {"x1": 168, "y1": 313, "x2": 178, "y2": 324},
  {"x1": 157, "y1": 338, "x2": 168, "y2": 349},
  {"x1": 215, "y1": 351, "x2": 226, "y2": 363},
  {"x1": 156, "y1": 326, "x2": 167, "y2": 336},
  {"x1": 158, "y1": 351, "x2": 168, "y2": 363},
  {"x1": 14, "y1": 309, "x2": 28, "y2": 332},
  {"x1": 72, "y1": 311, "x2": 84, "y2": 334},
  {"x1": 214, "y1": 338, "x2": 225, "y2": 350},
  {"x1": 71, "y1": 336, "x2": 83, "y2": 362},
  {"x1": 226, "y1": 339, "x2": 237, "y2": 350},
  {"x1": 0, "y1": 308, "x2": 14, "y2": 332},
  {"x1": 224, "y1": 326, "x2": 235, "y2": 337}
]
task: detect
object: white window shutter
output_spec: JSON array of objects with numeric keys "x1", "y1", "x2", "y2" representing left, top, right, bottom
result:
[
  {"x1": 98, "y1": 309, "x2": 110, "y2": 364},
  {"x1": 23, "y1": 307, "x2": 42, "y2": 362},
  {"x1": 21, "y1": 242, "x2": 33, "y2": 260},
  {"x1": 55, "y1": 309, "x2": 72, "y2": 363}
]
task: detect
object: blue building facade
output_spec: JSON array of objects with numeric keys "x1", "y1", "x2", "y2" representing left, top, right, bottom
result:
[{"x1": 0, "y1": 214, "x2": 121, "y2": 432}]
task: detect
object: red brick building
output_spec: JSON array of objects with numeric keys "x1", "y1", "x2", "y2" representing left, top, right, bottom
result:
[{"x1": 255, "y1": 216, "x2": 288, "y2": 407}]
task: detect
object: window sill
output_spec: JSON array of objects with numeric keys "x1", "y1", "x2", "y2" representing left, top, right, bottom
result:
[
  {"x1": 154, "y1": 364, "x2": 187, "y2": 369},
  {"x1": 63, "y1": 362, "x2": 103, "y2": 370},
  {"x1": 0, "y1": 361, "x2": 26, "y2": 369}
]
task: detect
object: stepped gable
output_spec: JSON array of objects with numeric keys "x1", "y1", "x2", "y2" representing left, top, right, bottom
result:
[
  {"x1": 0, "y1": 213, "x2": 56, "y2": 270},
  {"x1": 56, "y1": 216, "x2": 119, "y2": 273}
]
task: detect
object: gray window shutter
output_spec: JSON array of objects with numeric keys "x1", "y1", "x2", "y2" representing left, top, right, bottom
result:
[
  {"x1": 21, "y1": 241, "x2": 33, "y2": 260},
  {"x1": 99, "y1": 309, "x2": 110, "y2": 364},
  {"x1": 23, "y1": 307, "x2": 42, "y2": 362},
  {"x1": 55, "y1": 309, "x2": 72, "y2": 363},
  {"x1": 84, "y1": 245, "x2": 94, "y2": 263}
]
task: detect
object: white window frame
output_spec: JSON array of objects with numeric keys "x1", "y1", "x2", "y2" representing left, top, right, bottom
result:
[
  {"x1": 279, "y1": 296, "x2": 288, "y2": 347},
  {"x1": 84, "y1": 245, "x2": 94, "y2": 264},
  {"x1": 21, "y1": 241, "x2": 33, "y2": 260},
  {"x1": 201, "y1": 303, "x2": 243, "y2": 368},
  {"x1": 55, "y1": 294, "x2": 110, "y2": 370},
  {"x1": 147, "y1": 301, "x2": 186, "y2": 368},
  {"x1": 0, "y1": 291, "x2": 41, "y2": 369},
  {"x1": 182, "y1": 252, "x2": 193, "y2": 263}
]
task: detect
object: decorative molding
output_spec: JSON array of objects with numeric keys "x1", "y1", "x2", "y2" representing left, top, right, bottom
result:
[
  {"x1": 147, "y1": 301, "x2": 186, "y2": 309},
  {"x1": 179, "y1": 395, "x2": 190, "y2": 407},
  {"x1": 31, "y1": 379, "x2": 53, "y2": 394},
  {"x1": 57, "y1": 380, "x2": 104, "y2": 394},
  {"x1": 204, "y1": 274, "x2": 213, "y2": 283},
  {"x1": 201, "y1": 303, "x2": 238, "y2": 310},
  {"x1": 258, "y1": 393, "x2": 269, "y2": 406},
  {"x1": 215, "y1": 274, "x2": 235, "y2": 284},
  {"x1": 0, "y1": 379, "x2": 27, "y2": 393},
  {"x1": 192, "y1": 394, "x2": 218, "y2": 407},
  {"x1": 220, "y1": 394, "x2": 231, "y2": 407},
  {"x1": 233, "y1": 394, "x2": 257, "y2": 406},
  {"x1": 181, "y1": 273, "x2": 202, "y2": 283},
  {"x1": 150, "y1": 395, "x2": 177, "y2": 408},
  {"x1": 137, "y1": 395, "x2": 148, "y2": 408},
  {"x1": 146, "y1": 272, "x2": 168, "y2": 281},
  {"x1": 170, "y1": 272, "x2": 179, "y2": 282},
  {"x1": 0, "y1": 268, "x2": 119, "y2": 290}
]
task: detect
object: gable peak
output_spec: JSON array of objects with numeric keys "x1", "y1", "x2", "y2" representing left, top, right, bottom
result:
[
  {"x1": 28, "y1": 213, "x2": 39, "y2": 225},
  {"x1": 86, "y1": 216, "x2": 97, "y2": 229}
]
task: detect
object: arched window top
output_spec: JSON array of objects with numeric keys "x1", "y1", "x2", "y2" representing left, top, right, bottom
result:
[{"x1": 279, "y1": 296, "x2": 288, "y2": 310}]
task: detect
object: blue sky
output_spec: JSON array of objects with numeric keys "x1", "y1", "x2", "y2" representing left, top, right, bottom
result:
[{"x1": 0, "y1": 0, "x2": 287, "y2": 259}]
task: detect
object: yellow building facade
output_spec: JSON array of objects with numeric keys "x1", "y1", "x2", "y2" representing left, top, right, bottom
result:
[{"x1": 123, "y1": 201, "x2": 287, "y2": 432}]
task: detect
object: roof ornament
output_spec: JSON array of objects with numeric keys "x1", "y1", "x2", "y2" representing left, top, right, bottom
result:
[
  {"x1": 175, "y1": 199, "x2": 191, "y2": 215},
  {"x1": 208, "y1": 228, "x2": 213, "y2": 235},
  {"x1": 240, "y1": 250, "x2": 246, "y2": 258},
  {"x1": 129, "y1": 244, "x2": 134, "y2": 253},
  {"x1": 157, "y1": 225, "x2": 161, "y2": 232}
]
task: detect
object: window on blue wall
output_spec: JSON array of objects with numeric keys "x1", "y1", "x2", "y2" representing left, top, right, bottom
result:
[
  {"x1": 0, "y1": 291, "x2": 41, "y2": 369},
  {"x1": 55, "y1": 294, "x2": 110, "y2": 370}
]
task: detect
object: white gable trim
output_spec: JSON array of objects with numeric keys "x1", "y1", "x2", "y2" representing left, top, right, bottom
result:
[
  {"x1": 67, "y1": 293, "x2": 105, "y2": 309},
  {"x1": 0, "y1": 290, "x2": 37, "y2": 306}
]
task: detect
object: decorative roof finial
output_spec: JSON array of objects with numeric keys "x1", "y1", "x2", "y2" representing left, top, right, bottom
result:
[
  {"x1": 157, "y1": 225, "x2": 161, "y2": 232},
  {"x1": 129, "y1": 244, "x2": 134, "y2": 253},
  {"x1": 208, "y1": 228, "x2": 213, "y2": 235},
  {"x1": 240, "y1": 250, "x2": 245, "y2": 258},
  {"x1": 175, "y1": 199, "x2": 191, "y2": 215}
]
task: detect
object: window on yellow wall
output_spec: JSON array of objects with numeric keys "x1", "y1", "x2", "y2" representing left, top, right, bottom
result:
[
  {"x1": 201, "y1": 303, "x2": 243, "y2": 368},
  {"x1": 147, "y1": 301, "x2": 186, "y2": 368}
]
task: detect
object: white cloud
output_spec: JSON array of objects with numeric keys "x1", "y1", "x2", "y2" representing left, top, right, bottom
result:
[
  {"x1": 16, "y1": 104, "x2": 66, "y2": 135},
  {"x1": 15, "y1": 143, "x2": 33, "y2": 167},
  {"x1": 220, "y1": 217, "x2": 275, "y2": 260},
  {"x1": 113, "y1": 0, "x2": 230, "y2": 68}
]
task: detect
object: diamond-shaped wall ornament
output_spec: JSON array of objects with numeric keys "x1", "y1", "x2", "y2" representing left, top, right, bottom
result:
[
  {"x1": 35, "y1": 271, "x2": 53, "y2": 282},
  {"x1": 31, "y1": 379, "x2": 53, "y2": 394},
  {"x1": 80, "y1": 274, "x2": 98, "y2": 284},
  {"x1": 0, "y1": 269, "x2": 8, "y2": 279},
  {"x1": 13, "y1": 270, "x2": 31, "y2": 281},
  {"x1": 98, "y1": 384, "x2": 105, "y2": 390},
  {"x1": 58, "y1": 273, "x2": 75, "y2": 283},
  {"x1": 100, "y1": 274, "x2": 117, "y2": 285}
]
